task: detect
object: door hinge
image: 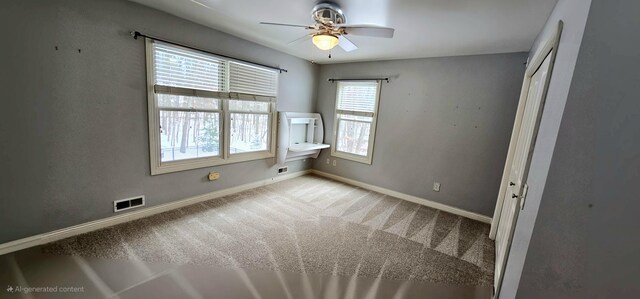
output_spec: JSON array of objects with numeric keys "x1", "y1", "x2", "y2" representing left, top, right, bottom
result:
[{"x1": 520, "y1": 184, "x2": 529, "y2": 210}]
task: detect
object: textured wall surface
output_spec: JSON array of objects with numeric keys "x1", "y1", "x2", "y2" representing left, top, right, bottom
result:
[
  {"x1": 312, "y1": 53, "x2": 527, "y2": 216},
  {"x1": 498, "y1": 0, "x2": 592, "y2": 297},
  {"x1": 512, "y1": 0, "x2": 640, "y2": 298},
  {"x1": 0, "y1": 0, "x2": 318, "y2": 243}
]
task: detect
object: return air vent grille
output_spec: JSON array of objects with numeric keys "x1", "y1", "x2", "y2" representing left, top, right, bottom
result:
[{"x1": 114, "y1": 196, "x2": 145, "y2": 213}]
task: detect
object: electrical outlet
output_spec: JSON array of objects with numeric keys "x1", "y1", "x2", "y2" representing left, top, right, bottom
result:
[
  {"x1": 332, "y1": 160, "x2": 337, "y2": 166},
  {"x1": 433, "y1": 182, "x2": 441, "y2": 192},
  {"x1": 277, "y1": 166, "x2": 288, "y2": 174},
  {"x1": 208, "y1": 171, "x2": 220, "y2": 181},
  {"x1": 326, "y1": 158, "x2": 330, "y2": 164}
]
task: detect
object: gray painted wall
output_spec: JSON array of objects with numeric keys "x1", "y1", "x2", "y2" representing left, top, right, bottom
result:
[
  {"x1": 312, "y1": 53, "x2": 527, "y2": 216},
  {"x1": 0, "y1": 0, "x2": 318, "y2": 244},
  {"x1": 512, "y1": 0, "x2": 640, "y2": 297},
  {"x1": 498, "y1": 0, "x2": 592, "y2": 297}
]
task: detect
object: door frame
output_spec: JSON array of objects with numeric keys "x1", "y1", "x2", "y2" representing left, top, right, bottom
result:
[{"x1": 489, "y1": 21, "x2": 564, "y2": 240}]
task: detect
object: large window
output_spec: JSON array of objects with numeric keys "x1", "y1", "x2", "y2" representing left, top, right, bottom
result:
[
  {"x1": 331, "y1": 81, "x2": 381, "y2": 164},
  {"x1": 146, "y1": 40, "x2": 278, "y2": 174}
]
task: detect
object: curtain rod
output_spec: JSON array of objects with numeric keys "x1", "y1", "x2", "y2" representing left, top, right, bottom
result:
[
  {"x1": 131, "y1": 31, "x2": 288, "y2": 73},
  {"x1": 328, "y1": 78, "x2": 389, "y2": 83}
]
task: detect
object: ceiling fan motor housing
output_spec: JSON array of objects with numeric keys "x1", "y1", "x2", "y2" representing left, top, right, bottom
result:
[
  {"x1": 259, "y1": 1, "x2": 392, "y2": 52},
  {"x1": 312, "y1": 2, "x2": 346, "y2": 25}
]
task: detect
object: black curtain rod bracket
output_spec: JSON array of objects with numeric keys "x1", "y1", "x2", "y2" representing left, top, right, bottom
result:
[
  {"x1": 130, "y1": 31, "x2": 288, "y2": 73},
  {"x1": 328, "y1": 78, "x2": 390, "y2": 83}
]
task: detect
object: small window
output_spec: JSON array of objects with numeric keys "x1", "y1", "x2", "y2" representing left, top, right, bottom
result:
[
  {"x1": 331, "y1": 81, "x2": 381, "y2": 164},
  {"x1": 229, "y1": 100, "x2": 271, "y2": 154},
  {"x1": 146, "y1": 40, "x2": 278, "y2": 174}
]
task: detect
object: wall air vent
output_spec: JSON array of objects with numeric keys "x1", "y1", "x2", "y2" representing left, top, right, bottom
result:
[
  {"x1": 114, "y1": 196, "x2": 145, "y2": 212},
  {"x1": 278, "y1": 166, "x2": 288, "y2": 174}
]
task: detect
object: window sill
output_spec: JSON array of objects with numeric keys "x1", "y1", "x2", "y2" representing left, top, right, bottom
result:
[{"x1": 151, "y1": 151, "x2": 275, "y2": 175}]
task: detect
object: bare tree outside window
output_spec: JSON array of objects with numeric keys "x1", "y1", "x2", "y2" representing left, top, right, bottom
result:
[
  {"x1": 147, "y1": 40, "x2": 278, "y2": 174},
  {"x1": 332, "y1": 81, "x2": 381, "y2": 164}
]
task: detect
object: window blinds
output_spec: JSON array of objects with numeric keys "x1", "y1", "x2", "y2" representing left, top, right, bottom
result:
[
  {"x1": 336, "y1": 81, "x2": 379, "y2": 116},
  {"x1": 229, "y1": 61, "x2": 278, "y2": 97},
  {"x1": 152, "y1": 41, "x2": 278, "y2": 100},
  {"x1": 153, "y1": 42, "x2": 225, "y2": 92}
]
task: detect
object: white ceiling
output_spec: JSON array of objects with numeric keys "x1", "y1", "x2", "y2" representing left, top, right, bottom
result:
[{"x1": 129, "y1": 0, "x2": 558, "y2": 64}]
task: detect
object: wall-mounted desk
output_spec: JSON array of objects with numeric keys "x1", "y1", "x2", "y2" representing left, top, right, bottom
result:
[{"x1": 277, "y1": 112, "x2": 330, "y2": 164}]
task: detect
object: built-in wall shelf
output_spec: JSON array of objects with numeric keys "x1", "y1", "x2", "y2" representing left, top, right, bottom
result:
[
  {"x1": 277, "y1": 112, "x2": 330, "y2": 164},
  {"x1": 289, "y1": 143, "x2": 331, "y2": 152}
]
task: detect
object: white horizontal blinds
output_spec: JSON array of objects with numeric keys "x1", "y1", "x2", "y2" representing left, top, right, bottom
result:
[
  {"x1": 153, "y1": 42, "x2": 278, "y2": 102},
  {"x1": 154, "y1": 86, "x2": 275, "y2": 102},
  {"x1": 229, "y1": 61, "x2": 278, "y2": 97},
  {"x1": 336, "y1": 81, "x2": 378, "y2": 116},
  {"x1": 153, "y1": 42, "x2": 225, "y2": 92}
]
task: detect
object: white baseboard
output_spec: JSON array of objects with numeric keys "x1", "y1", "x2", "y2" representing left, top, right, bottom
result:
[
  {"x1": 310, "y1": 170, "x2": 492, "y2": 224},
  {"x1": 0, "y1": 170, "x2": 311, "y2": 256},
  {"x1": 1, "y1": 168, "x2": 491, "y2": 256}
]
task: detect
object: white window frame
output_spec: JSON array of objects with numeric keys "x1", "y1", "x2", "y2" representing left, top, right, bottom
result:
[
  {"x1": 145, "y1": 38, "x2": 277, "y2": 175},
  {"x1": 331, "y1": 80, "x2": 381, "y2": 164}
]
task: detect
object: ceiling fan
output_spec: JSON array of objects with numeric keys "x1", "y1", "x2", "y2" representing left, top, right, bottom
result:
[{"x1": 260, "y1": 2, "x2": 395, "y2": 52}]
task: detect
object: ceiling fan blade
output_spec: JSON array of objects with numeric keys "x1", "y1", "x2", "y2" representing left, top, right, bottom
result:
[
  {"x1": 339, "y1": 24, "x2": 395, "y2": 38},
  {"x1": 288, "y1": 34, "x2": 312, "y2": 45},
  {"x1": 338, "y1": 35, "x2": 358, "y2": 52},
  {"x1": 260, "y1": 22, "x2": 313, "y2": 29}
]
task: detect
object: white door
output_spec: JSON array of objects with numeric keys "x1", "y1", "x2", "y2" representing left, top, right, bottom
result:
[{"x1": 494, "y1": 53, "x2": 553, "y2": 293}]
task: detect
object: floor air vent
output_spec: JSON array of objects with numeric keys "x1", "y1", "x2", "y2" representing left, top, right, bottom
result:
[{"x1": 114, "y1": 196, "x2": 145, "y2": 212}]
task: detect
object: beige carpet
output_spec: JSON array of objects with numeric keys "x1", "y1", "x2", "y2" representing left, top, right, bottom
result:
[{"x1": 42, "y1": 174, "x2": 494, "y2": 286}]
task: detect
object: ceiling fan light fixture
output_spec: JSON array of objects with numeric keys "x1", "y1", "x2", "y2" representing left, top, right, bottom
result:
[{"x1": 312, "y1": 34, "x2": 339, "y2": 50}]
